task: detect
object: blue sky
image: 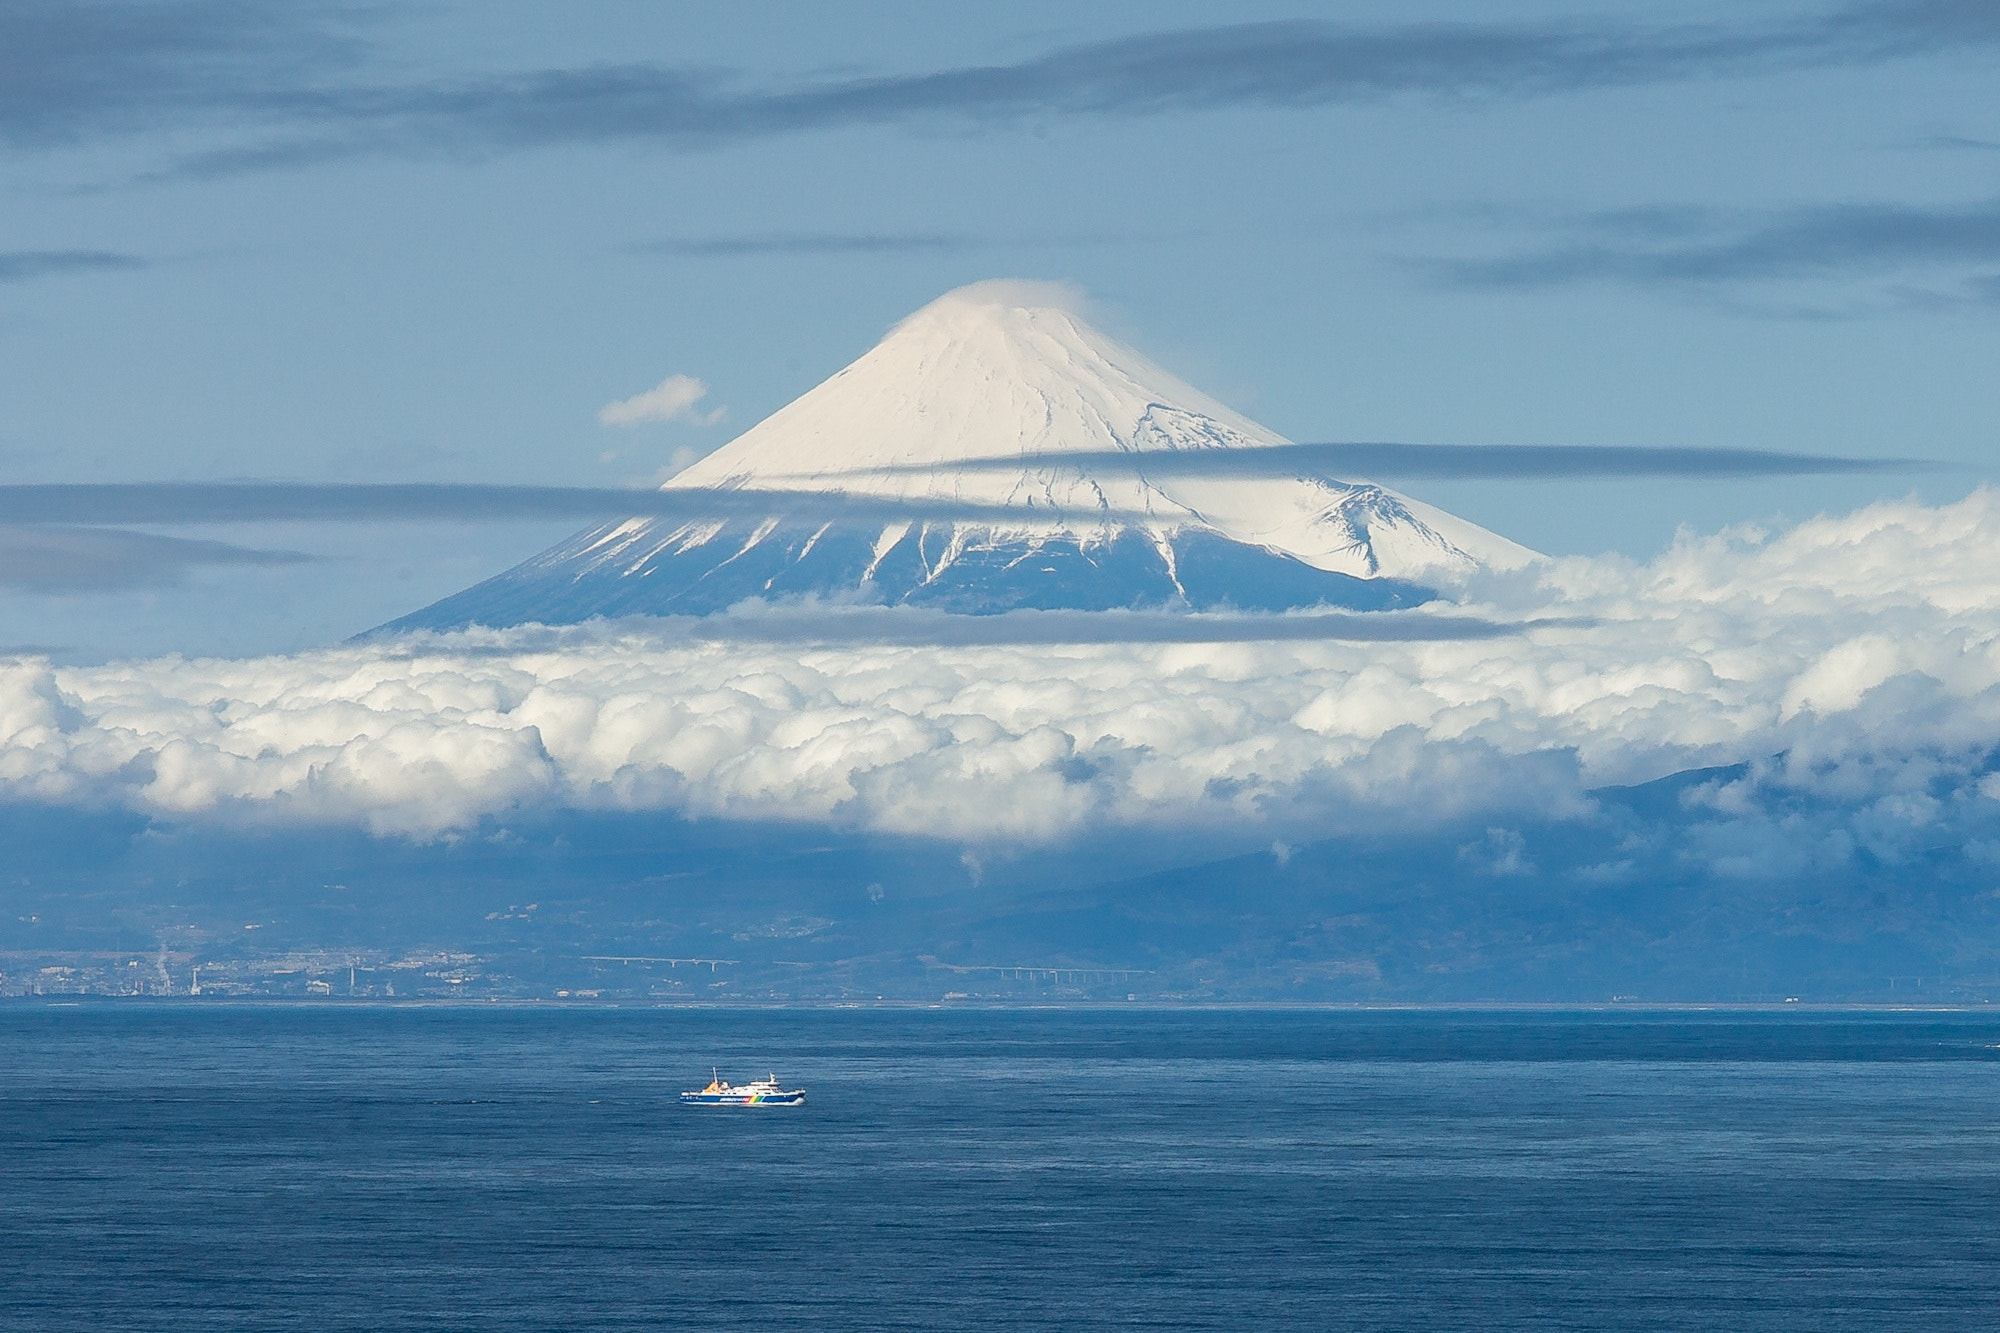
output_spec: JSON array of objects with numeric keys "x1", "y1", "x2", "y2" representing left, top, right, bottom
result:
[{"x1": 3, "y1": 0, "x2": 1998, "y2": 657}]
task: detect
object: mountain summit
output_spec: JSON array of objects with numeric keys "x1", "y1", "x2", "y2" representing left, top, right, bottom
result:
[{"x1": 385, "y1": 281, "x2": 1532, "y2": 630}]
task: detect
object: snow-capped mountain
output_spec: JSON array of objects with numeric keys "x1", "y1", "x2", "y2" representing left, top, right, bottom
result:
[{"x1": 383, "y1": 280, "x2": 1533, "y2": 631}]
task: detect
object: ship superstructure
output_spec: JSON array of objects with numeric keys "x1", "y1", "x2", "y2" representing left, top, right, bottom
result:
[{"x1": 680, "y1": 1072, "x2": 807, "y2": 1107}]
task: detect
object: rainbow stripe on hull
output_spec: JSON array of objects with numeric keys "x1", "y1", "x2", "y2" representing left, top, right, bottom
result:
[{"x1": 680, "y1": 1073, "x2": 806, "y2": 1107}]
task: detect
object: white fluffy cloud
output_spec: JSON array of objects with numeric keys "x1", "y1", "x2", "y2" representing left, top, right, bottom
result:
[
  {"x1": 597, "y1": 373, "x2": 726, "y2": 427},
  {"x1": 4, "y1": 490, "x2": 2000, "y2": 844}
]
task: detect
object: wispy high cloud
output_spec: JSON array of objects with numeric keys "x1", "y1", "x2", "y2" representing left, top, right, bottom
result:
[
  {"x1": 628, "y1": 233, "x2": 973, "y2": 258},
  {"x1": 1416, "y1": 198, "x2": 2000, "y2": 308},
  {"x1": 0, "y1": 525, "x2": 306, "y2": 592},
  {"x1": 0, "y1": 249, "x2": 145, "y2": 282},
  {"x1": 1925, "y1": 133, "x2": 2000, "y2": 152},
  {"x1": 597, "y1": 374, "x2": 725, "y2": 427},
  {"x1": 0, "y1": 1, "x2": 365, "y2": 147},
  {"x1": 8, "y1": 3, "x2": 2000, "y2": 168}
]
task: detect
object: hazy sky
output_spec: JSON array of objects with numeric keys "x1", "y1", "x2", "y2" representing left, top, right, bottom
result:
[{"x1": 3, "y1": 0, "x2": 1996, "y2": 658}]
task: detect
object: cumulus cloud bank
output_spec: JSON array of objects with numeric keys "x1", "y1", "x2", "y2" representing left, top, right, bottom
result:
[
  {"x1": 3, "y1": 490, "x2": 2000, "y2": 848},
  {"x1": 598, "y1": 374, "x2": 725, "y2": 427}
]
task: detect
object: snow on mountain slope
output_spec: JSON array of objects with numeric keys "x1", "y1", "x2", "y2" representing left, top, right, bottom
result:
[{"x1": 383, "y1": 280, "x2": 1535, "y2": 631}]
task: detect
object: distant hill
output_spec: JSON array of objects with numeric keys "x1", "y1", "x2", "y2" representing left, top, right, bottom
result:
[{"x1": 5, "y1": 760, "x2": 1995, "y2": 1004}]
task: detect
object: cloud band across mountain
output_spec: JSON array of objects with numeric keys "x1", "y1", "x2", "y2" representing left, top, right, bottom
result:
[
  {"x1": 0, "y1": 440, "x2": 1930, "y2": 536},
  {"x1": 830, "y1": 442, "x2": 1931, "y2": 483},
  {"x1": 0, "y1": 484, "x2": 1116, "y2": 526}
]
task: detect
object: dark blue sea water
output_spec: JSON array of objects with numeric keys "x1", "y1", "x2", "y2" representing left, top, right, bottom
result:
[{"x1": 4, "y1": 1007, "x2": 2000, "y2": 1331}]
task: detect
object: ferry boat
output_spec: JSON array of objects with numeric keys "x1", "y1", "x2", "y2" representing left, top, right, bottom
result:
[{"x1": 680, "y1": 1071, "x2": 806, "y2": 1107}]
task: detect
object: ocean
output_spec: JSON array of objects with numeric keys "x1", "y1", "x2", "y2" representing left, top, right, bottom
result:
[{"x1": 3, "y1": 1006, "x2": 1998, "y2": 1331}]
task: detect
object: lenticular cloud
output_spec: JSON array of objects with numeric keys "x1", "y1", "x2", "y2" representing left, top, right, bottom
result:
[{"x1": 4, "y1": 491, "x2": 2000, "y2": 843}]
